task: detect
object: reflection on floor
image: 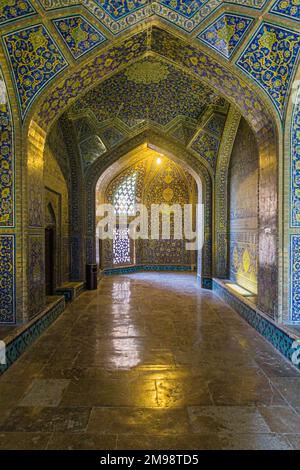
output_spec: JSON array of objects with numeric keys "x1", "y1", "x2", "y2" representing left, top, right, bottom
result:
[{"x1": 0, "y1": 272, "x2": 300, "y2": 450}]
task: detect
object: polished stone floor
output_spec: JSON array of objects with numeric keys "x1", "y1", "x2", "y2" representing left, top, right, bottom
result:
[{"x1": 0, "y1": 273, "x2": 300, "y2": 450}]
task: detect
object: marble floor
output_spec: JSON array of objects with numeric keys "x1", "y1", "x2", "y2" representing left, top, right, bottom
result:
[{"x1": 0, "y1": 272, "x2": 300, "y2": 450}]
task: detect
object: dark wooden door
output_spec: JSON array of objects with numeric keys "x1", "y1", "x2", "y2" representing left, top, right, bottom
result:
[{"x1": 45, "y1": 227, "x2": 55, "y2": 295}]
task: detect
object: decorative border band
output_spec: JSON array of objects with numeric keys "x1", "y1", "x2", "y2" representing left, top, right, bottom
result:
[
  {"x1": 102, "y1": 265, "x2": 194, "y2": 275},
  {"x1": 0, "y1": 296, "x2": 65, "y2": 375},
  {"x1": 213, "y1": 279, "x2": 300, "y2": 371}
]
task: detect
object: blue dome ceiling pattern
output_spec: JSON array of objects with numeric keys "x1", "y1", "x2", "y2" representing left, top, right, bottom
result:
[
  {"x1": 67, "y1": 57, "x2": 228, "y2": 171},
  {"x1": 0, "y1": 0, "x2": 299, "y2": 121},
  {"x1": 70, "y1": 58, "x2": 219, "y2": 128}
]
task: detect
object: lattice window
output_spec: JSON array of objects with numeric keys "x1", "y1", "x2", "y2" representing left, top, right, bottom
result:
[
  {"x1": 113, "y1": 172, "x2": 137, "y2": 216},
  {"x1": 113, "y1": 227, "x2": 131, "y2": 265}
]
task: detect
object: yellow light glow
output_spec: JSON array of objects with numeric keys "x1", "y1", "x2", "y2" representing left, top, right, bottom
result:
[
  {"x1": 226, "y1": 283, "x2": 253, "y2": 297},
  {"x1": 156, "y1": 157, "x2": 162, "y2": 164}
]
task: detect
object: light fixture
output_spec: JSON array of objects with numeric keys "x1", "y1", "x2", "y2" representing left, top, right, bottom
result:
[
  {"x1": 156, "y1": 157, "x2": 162, "y2": 164},
  {"x1": 225, "y1": 283, "x2": 253, "y2": 297}
]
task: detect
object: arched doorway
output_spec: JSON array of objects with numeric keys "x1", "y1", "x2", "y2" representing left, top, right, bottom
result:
[
  {"x1": 95, "y1": 147, "x2": 199, "y2": 275},
  {"x1": 23, "y1": 24, "x2": 280, "y2": 322}
]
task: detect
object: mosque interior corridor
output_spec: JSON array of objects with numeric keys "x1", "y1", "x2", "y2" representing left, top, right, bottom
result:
[
  {"x1": 0, "y1": 273, "x2": 300, "y2": 450},
  {"x1": 1, "y1": 0, "x2": 300, "y2": 453}
]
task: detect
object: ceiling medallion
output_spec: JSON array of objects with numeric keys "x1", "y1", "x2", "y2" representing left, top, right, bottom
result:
[
  {"x1": 163, "y1": 187, "x2": 174, "y2": 202},
  {"x1": 124, "y1": 59, "x2": 169, "y2": 84}
]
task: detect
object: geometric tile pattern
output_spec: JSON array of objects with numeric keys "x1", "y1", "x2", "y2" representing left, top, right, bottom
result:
[
  {"x1": 291, "y1": 97, "x2": 300, "y2": 227},
  {"x1": 198, "y1": 13, "x2": 254, "y2": 59},
  {"x1": 0, "y1": 0, "x2": 36, "y2": 26},
  {"x1": 0, "y1": 234, "x2": 15, "y2": 324},
  {"x1": 270, "y1": 0, "x2": 300, "y2": 21},
  {"x1": 2, "y1": 24, "x2": 68, "y2": 118},
  {"x1": 0, "y1": 71, "x2": 14, "y2": 227},
  {"x1": 52, "y1": 15, "x2": 106, "y2": 59},
  {"x1": 237, "y1": 22, "x2": 300, "y2": 117},
  {"x1": 290, "y1": 235, "x2": 300, "y2": 323}
]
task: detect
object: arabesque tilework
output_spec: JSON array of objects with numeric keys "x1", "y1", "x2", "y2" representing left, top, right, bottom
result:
[
  {"x1": 52, "y1": 15, "x2": 106, "y2": 59},
  {"x1": 291, "y1": 97, "x2": 300, "y2": 227},
  {"x1": 38, "y1": 0, "x2": 79, "y2": 10},
  {"x1": 151, "y1": 28, "x2": 271, "y2": 132},
  {"x1": 86, "y1": 0, "x2": 151, "y2": 35},
  {"x1": 0, "y1": 235, "x2": 15, "y2": 324},
  {"x1": 0, "y1": 0, "x2": 36, "y2": 26},
  {"x1": 2, "y1": 24, "x2": 68, "y2": 118},
  {"x1": 198, "y1": 13, "x2": 254, "y2": 59},
  {"x1": 270, "y1": 0, "x2": 300, "y2": 21},
  {"x1": 191, "y1": 131, "x2": 220, "y2": 169},
  {"x1": 237, "y1": 22, "x2": 300, "y2": 117},
  {"x1": 58, "y1": 0, "x2": 271, "y2": 36},
  {"x1": 96, "y1": 0, "x2": 147, "y2": 20},
  {"x1": 159, "y1": 0, "x2": 207, "y2": 18},
  {"x1": 289, "y1": 90, "x2": 300, "y2": 324},
  {"x1": 70, "y1": 57, "x2": 218, "y2": 134},
  {"x1": 154, "y1": 0, "x2": 267, "y2": 33},
  {"x1": 0, "y1": 70, "x2": 14, "y2": 227},
  {"x1": 204, "y1": 114, "x2": 226, "y2": 137},
  {"x1": 36, "y1": 26, "x2": 273, "y2": 143},
  {"x1": 290, "y1": 235, "x2": 300, "y2": 323},
  {"x1": 0, "y1": 2, "x2": 298, "y2": 126}
]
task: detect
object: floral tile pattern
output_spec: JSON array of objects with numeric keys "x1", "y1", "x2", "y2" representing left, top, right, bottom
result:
[{"x1": 52, "y1": 15, "x2": 106, "y2": 59}]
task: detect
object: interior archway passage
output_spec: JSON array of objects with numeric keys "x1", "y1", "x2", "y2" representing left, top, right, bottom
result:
[
  {"x1": 96, "y1": 149, "x2": 199, "y2": 273},
  {"x1": 25, "y1": 25, "x2": 279, "y2": 320}
]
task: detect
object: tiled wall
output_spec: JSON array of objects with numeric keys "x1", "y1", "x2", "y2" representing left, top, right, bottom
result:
[
  {"x1": 101, "y1": 155, "x2": 196, "y2": 269},
  {"x1": 284, "y1": 88, "x2": 300, "y2": 324},
  {"x1": 44, "y1": 141, "x2": 70, "y2": 286},
  {"x1": 229, "y1": 118, "x2": 259, "y2": 295},
  {"x1": 213, "y1": 280, "x2": 300, "y2": 371},
  {"x1": 0, "y1": 69, "x2": 16, "y2": 324}
]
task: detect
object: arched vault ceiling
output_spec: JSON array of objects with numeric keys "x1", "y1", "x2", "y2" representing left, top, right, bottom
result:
[
  {"x1": 68, "y1": 57, "x2": 224, "y2": 128},
  {"x1": 63, "y1": 56, "x2": 229, "y2": 173},
  {"x1": 0, "y1": 0, "x2": 299, "y2": 125}
]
